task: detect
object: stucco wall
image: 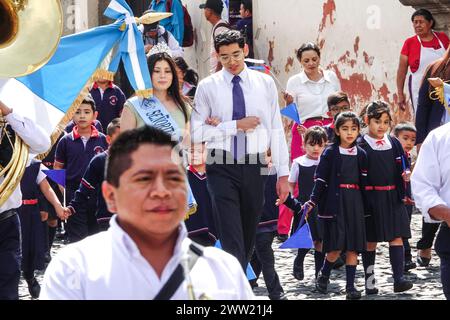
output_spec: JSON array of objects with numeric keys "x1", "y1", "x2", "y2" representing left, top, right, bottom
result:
[
  {"x1": 184, "y1": 0, "x2": 420, "y2": 123},
  {"x1": 253, "y1": 0, "x2": 417, "y2": 122}
]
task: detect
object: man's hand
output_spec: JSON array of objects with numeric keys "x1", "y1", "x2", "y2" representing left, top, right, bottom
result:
[
  {"x1": 276, "y1": 176, "x2": 289, "y2": 204},
  {"x1": 205, "y1": 117, "x2": 221, "y2": 127},
  {"x1": 237, "y1": 116, "x2": 260, "y2": 132},
  {"x1": 428, "y1": 77, "x2": 444, "y2": 88},
  {"x1": 0, "y1": 100, "x2": 12, "y2": 116},
  {"x1": 397, "y1": 91, "x2": 406, "y2": 111}
]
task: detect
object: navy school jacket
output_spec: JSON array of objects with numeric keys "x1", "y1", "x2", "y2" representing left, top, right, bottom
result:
[
  {"x1": 358, "y1": 135, "x2": 409, "y2": 203},
  {"x1": 309, "y1": 143, "x2": 369, "y2": 219}
]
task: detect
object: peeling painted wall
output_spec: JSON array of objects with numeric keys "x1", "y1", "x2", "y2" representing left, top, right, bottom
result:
[
  {"x1": 253, "y1": 0, "x2": 416, "y2": 123},
  {"x1": 184, "y1": 0, "x2": 419, "y2": 125}
]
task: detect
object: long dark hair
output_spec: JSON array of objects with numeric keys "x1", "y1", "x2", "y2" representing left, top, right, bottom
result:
[
  {"x1": 333, "y1": 112, "x2": 361, "y2": 146},
  {"x1": 174, "y1": 56, "x2": 199, "y2": 86},
  {"x1": 147, "y1": 53, "x2": 189, "y2": 123}
]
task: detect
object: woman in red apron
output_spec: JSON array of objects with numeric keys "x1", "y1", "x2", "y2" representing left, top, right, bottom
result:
[{"x1": 397, "y1": 9, "x2": 449, "y2": 116}]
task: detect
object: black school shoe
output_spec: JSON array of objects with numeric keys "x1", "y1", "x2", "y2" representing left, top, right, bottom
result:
[
  {"x1": 417, "y1": 256, "x2": 431, "y2": 267},
  {"x1": 404, "y1": 260, "x2": 417, "y2": 272},
  {"x1": 394, "y1": 279, "x2": 413, "y2": 293},
  {"x1": 346, "y1": 288, "x2": 362, "y2": 300},
  {"x1": 26, "y1": 277, "x2": 41, "y2": 299},
  {"x1": 315, "y1": 272, "x2": 329, "y2": 294}
]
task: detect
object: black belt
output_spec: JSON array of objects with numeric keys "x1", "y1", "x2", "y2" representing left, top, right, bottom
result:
[{"x1": 0, "y1": 209, "x2": 18, "y2": 223}]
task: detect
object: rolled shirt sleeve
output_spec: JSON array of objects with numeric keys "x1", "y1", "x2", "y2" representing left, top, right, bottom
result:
[{"x1": 5, "y1": 112, "x2": 50, "y2": 155}]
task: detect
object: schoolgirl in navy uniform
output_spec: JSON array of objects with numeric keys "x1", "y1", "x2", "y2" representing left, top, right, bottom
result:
[
  {"x1": 304, "y1": 112, "x2": 368, "y2": 300},
  {"x1": 286, "y1": 126, "x2": 327, "y2": 281},
  {"x1": 359, "y1": 101, "x2": 413, "y2": 294}
]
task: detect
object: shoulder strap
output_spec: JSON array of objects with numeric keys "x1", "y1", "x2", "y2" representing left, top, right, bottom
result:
[{"x1": 153, "y1": 242, "x2": 204, "y2": 300}]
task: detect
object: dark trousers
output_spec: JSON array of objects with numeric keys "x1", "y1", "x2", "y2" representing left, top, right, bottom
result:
[
  {"x1": 206, "y1": 150, "x2": 267, "y2": 270},
  {"x1": 251, "y1": 231, "x2": 284, "y2": 299},
  {"x1": 66, "y1": 186, "x2": 99, "y2": 243},
  {"x1": 417, "y1": 218, "x2": 440, "y2": 250},
  {"x1": 435, "y1": 223, "x2": 450, "y2": 300},
  {"x1": 402, "y1": 205, "x2": 413, "y2": 261},
  {"x1": 0, "y1": 213, "x2": 21, "y2": 300}
]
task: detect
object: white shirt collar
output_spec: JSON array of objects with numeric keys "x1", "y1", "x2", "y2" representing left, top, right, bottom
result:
[
  {"x1": 339, "y1": 146, "x2": 358, "y2": 155},
  {"x1": 109, "y1": 215, "x2": 188, "y2": 261},
  {"x1": 222, "y1": 64, "x2": 249, "y2": 84},
  {"x1": 298, "y1": 69, "x2": 331, "y2": 84},
  {"x1": 294, "y1": 155, "x2": 320, "y2": 167},
  {"x1": 363, "y1": 134, "x2": 392, "y2": 150}
]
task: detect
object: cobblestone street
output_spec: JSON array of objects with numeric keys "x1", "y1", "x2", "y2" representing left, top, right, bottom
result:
[{"x1": 20, "y1": 211, "x2": 444, "y2": 300}]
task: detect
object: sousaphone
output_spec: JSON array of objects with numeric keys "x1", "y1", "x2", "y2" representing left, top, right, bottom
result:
[{"x1": 0, "y1": 0, "x2": 63, "y2": 207}]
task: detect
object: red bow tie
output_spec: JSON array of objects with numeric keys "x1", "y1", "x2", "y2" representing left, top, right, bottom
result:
[
  {"x1": 348, "y1": 147, "x2": 355, "y2": 154},
  {"x1": 376, "y1": 140, "x2": 385, "y2": 146}
]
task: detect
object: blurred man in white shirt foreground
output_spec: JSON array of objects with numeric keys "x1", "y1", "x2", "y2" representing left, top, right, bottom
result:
[
  {"x1": 412, "y1": 121, "x2": 450, "y2": 300},
  {"x1": 41, "y1": 126, "x2": 253, "y2": 300}
]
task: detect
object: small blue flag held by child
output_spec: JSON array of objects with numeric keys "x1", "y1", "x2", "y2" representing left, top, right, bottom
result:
[
  {"x1": 279, "y1": 206, "x2": 313, "y2": 249},
  {"x1": 42, "y1": 169, "x2": 66, "y2": 187},
  {"x1": 281, "y1": 103, "x2": 301, "y2": 125},
  {"x1": 215, "y1": 240, "x2": 256, "y2": 280}
]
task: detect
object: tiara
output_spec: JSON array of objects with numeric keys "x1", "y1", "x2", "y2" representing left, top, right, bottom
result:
[{"x1": 147, "y1": 42, "x2": 172, "y2": 58}]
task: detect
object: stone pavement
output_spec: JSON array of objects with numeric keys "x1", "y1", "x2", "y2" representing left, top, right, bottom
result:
[
  {"x1": 253, "y1": 211, "x2": 445, "y2": 300},
  {"x1": 20, "y1": 211, "x2": 444, "y2": 300}
]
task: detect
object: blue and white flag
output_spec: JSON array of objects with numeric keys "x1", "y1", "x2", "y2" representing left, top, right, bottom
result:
[
  {"x1": 0, "y1": 0, "x2": 151, "y2": 138},
  {"x1": 105, "y1": 0, "x2": 152, "y2": 97}
]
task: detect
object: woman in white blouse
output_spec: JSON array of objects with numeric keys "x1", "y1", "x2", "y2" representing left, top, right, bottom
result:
[
  {"x1": 277, "y1": 43, "x2": 341, "y2": 239},
  {"x1": 285, "y1": 42, "x2": 341, "y2": 160}
]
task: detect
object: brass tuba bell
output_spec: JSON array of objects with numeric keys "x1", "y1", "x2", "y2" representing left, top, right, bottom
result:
[{"x1": 0, "y1": 0, "x2": 63, "y2": 207}]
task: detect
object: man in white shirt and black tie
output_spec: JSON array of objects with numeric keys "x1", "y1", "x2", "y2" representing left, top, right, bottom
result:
[
  {"x1": 0, "y1": 100, "x2": 50, "y2": 300},
  {"x1": 412, "y1": 122, "x2": 450, "y2": 300},
  {"x1": 191, "y1": 30, "x2": 290, "y2": 270}
]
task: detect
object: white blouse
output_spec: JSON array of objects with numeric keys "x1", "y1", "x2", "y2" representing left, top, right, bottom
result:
[{"x1": 286, "y1": 69, "x2": 341, "y2": 122}]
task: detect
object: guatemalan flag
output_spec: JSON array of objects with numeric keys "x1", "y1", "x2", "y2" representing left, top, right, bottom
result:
[{"x1": 0, "y1": 0, "x2": 151, "y2": 140}]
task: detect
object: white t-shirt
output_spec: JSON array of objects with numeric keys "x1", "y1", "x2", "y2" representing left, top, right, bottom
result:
[{"x1": 286, "y1": 70, "x2": 341, "y2": 122}]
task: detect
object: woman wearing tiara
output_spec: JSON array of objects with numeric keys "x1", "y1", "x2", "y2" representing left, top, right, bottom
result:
[{"x1": 121, "y1": 43, "x2": 191, "y2": 146}]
